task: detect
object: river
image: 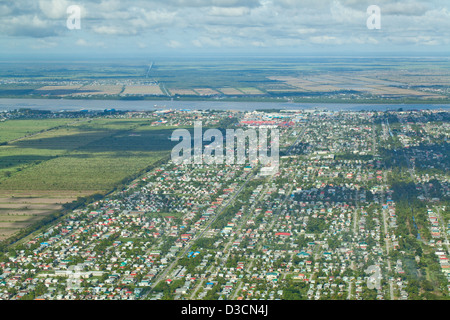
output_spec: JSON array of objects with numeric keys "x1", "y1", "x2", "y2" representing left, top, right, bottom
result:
[{"x1": 0, "y1": 98, "x2": 449, "y2": 112}]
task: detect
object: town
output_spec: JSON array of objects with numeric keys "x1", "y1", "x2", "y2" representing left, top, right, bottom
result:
[{"x1": 0, "y1": 108, "x2": 448, "y2": 300}]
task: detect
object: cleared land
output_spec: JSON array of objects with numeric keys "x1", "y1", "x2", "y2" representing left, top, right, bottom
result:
[
  {"x1": 194, "y1": 88, "x2": 220, "y2": 96},
  {"x1": 0, "y1": 190, "x2": 88, "y2": 241},
  {"x1": 267, "y1": 74, "x2": 447, "y2": 98},
  {"x1": 237, "y1": 87, "x2": 265, "y2": 95},
  {"x1": 122, "y1": 85, "x2": 164, "y2": 96},
  {"x1": 0, "y1": 118, "x2": 175, "y2": 240},
  {"x1": 169, "y1": 89, "x2": 198, "y2": 96},
  {"x1": 71, "y1": 85, "x2": 124, "y2": 96},
  {"x1": 34, "y1": 85, "x2": 83, "y2": 97},
  {"x1": 218, "y1": 88, "x2": 245, "y2": 95}
]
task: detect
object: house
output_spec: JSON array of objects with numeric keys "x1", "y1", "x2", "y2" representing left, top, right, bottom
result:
[
  {"x1": 275, "y1": 232, "x2": 291, "y2": 237},
  {"x1": 266, "y1": 272, "x2": 279, "y2": 281}
]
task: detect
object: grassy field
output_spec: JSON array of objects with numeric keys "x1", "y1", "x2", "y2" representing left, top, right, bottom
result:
[
  {"x1": 0, "y1": 119, "x2": 75, "y2": 144},
  {"x1": 0, "y1": 119, "x2": 175, "y2": 190},
  {"x1": 0, "y1": 151, "x2": 167, "y2": 191},
  {"x1": 0, "y1": 118, "x2": 176, "y2": 241}
]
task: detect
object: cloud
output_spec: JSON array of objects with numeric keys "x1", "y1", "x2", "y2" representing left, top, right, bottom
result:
[
  {"x1": 3, "y1": 14, "x2": 60, "y2": 37},
  {"x1": 31, "y1": 38, "x2": 58, "y2": 49},
  {"x1": 192, "y1": 37, "x2": 222, "y2": 48},
  {"x1": 166, "y1": 40, "x2": 182, "y2": 48},
  {"x1": 0, "y1": 4, "x2": 12, "y2": 16},
  {"x1": 383, "y1": 1, "x2": 430, "y2": 16},
  {"x1": 330, "y1": 0, "x2": 366, "y2": 24},
  {"x1": 39, "y1": 0, "x2": 69, "y2": 19},
  {"x1": 309, "y1": 35, "x2": 342, "y2": 45},
  {"x1": 209, "y1": 6, "x2": 251, "y2": 16},
  {"x1": 75, "y1": 38, "x2": 105, "y2": 47},
  {"x1": 75, "y1": 38, "x2": 89, "y2": 46},
  {"x1": 0, "y1": 0, "x2": 449, "y2": 53},
  {"x1": 92, "y1": 25, "x2": 138, "y2": 36},
  {"x1": 148, "y1": 0, "x2": 261, "y2": 8}
]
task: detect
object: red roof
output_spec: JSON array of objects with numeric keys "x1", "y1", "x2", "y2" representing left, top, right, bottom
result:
[{"x1": 275, "y1": 232, "x2": 291, "y2": 236}]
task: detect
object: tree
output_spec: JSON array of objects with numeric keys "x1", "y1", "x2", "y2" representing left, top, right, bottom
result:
[{"x1": 421, "y1": 280, "x2": 433, "y2": 292}]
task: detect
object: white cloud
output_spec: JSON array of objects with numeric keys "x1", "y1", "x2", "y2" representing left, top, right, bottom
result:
[
  {"x1": 192, "y1": 37, "x2": 222, "y2": 48},
  {"x1": 31, "y1": 38, "x2": 58, "y2": 49},
  {"x1": 383, "y1": 1, "x2": 430, "y2": 16},
  {"x1": 75, "y1": 38, "x2": 105, "y2": 47},
  {"x1": 0, "y1": 0, "x2": 449, "y2": 53},
  {"x1": 296, "y1": 28, "x2": 318, "y2": 35},
  {"x1": 4, "y1": 14, "x2": 59, "y2": 37},
  {"x1": 309, "y1": 35, "x2": 341, "y2": 45},
  {"x1": 75, "y1": 38, "x2": 88, "y2": 46},
  {"x1": 250, "y1": 40, "x2": 266, "y2": 47},
  {"x1": 166, "y1": 40, "x2": 182, "y2": 48},
  {"x1": 330, "y1": 0, "x2": 365, "y2": 24},
  {"x1": 209, "y1": 6, "x2": 251, "y2": 16},
  {"x1": 92, "y1": 25, "x2": 138, "y2": 36},
  {"x1": 39, "y1": 0, "x2": 69, "y2": 19}
]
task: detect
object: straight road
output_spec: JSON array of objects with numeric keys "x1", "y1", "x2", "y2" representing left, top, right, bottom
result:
[{"x1": 143, "y1": 166, "x2": 260, "y2": 298}]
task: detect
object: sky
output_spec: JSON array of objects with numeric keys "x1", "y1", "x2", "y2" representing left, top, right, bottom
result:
[{"x1": 1, "y1": 0, "x2": 450, "y2": 60}]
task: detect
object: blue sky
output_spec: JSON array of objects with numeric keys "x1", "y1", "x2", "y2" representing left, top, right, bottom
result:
[{"x1": 1, "y1": 0, "x2": 450, "y2": 59}]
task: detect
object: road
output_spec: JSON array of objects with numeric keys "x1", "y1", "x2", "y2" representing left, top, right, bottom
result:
[
  {"x1": 145, "y1": 62, "x2": 153, "y2": 78},
  {"x1": 286, "y1": 125, "x2": 307, "y2": 156},
  {"x1": 143, "y1": 123, "x2": 307, "y2": 299},
  {"x1": 142, "y1": 165, "x2": 260, "y2": 298},
  {"x1": 383, "y1": 120, "x2": 399, "y2": 299},
  {"x1": 436, "y1": 207, "x2": 450, "y2": 255},
  {"x1": 188, "y1": 263, "x2": 216, "y2": 299}
]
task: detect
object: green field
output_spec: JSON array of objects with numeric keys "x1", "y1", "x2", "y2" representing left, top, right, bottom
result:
[
  {"x1": 0, "y1": 117, "x2": 179, "y2": 241},
  {"x1": 0, "y1": 118, "x2": 175, "y2": 191},
  {"x1": 0, "y1": 119, "x2": 75, "y2": 144}
]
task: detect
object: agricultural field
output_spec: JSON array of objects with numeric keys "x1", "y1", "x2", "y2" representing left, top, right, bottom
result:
[
  {"x1": 218, "y1": 87, "x2": 245, "y2": 95},
  {"x1": 121, "y1": 85, "x2": 164, "y2": 96},
  {"x1": 2, "y1": 57, "x2": 450, "y2": 102},
  {"x1": 193, "y1": 88, "x2": 220, "y2": 96},
  {"x1": 0, "y1": 119, "x2": 76, "y2": 144},
  {"x1": 237, "y1": 87, "x2": 265, "y2": 95},
  {"x1": 71, "y1": 84, "x2": 124, "y2": 97},
  {"x1": 34, "y1": 85, "x2": 83, "y2": 97},
  {"x1": 0, "y1": 117, "x2": 176, "y2": 240},
  {"x1": 168, "y1": 89, "x2": 198, "y2": 96}
]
